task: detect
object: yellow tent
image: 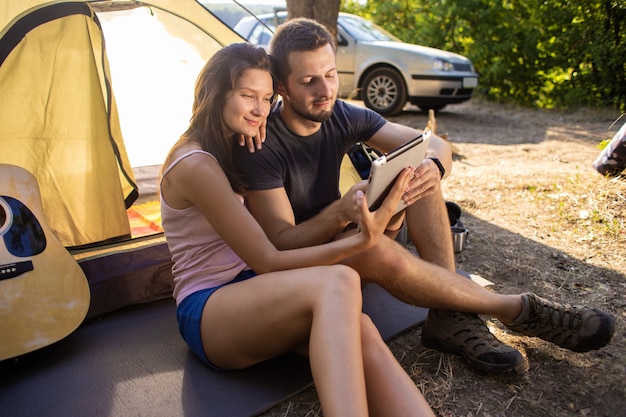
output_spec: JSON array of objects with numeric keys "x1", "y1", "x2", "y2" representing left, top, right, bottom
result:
[
  {"x1": 0, "y1": 0, "x2": 367, "y2": 320},
  {"x1": 0, "y1": 0, "x2": 244, "y2": 248}
]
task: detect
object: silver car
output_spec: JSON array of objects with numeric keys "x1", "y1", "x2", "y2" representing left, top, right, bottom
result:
[{"x1": 234, "y1": 11, "x2": 479, "y2": 116}]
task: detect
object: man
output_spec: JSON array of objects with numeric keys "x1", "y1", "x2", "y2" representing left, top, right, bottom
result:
[{"x1": 233, "y1": 18, "x2": 615, "y2": 372}]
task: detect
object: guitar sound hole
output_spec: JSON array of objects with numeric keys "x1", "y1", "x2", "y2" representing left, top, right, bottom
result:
[
  {"x1": 0, "y1": 198, "x2": 9, "y2": 235},
  {"x1": 0, "y1": 203, "x2": 6, "y2": 229},
  {"x1": 0, "y1": 196, "x2": 46, "y2": 257}
]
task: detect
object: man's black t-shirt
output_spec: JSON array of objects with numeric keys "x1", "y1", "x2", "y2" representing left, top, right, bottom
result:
[{"x1": 233, "y1": 100, "x2": 386, "y2": 224}]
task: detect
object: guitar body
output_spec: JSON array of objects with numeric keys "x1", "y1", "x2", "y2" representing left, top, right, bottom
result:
[{"x1": 0, "y1": 164, "x2": 90, "y2": 360}]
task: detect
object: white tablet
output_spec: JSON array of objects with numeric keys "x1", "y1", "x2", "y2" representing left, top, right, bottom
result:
[{"x1": 365, "y1": 130, "x2": 431, "y2": 213}]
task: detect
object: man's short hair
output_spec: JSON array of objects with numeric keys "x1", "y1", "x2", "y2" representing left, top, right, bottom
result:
[{"x1": 269, "y1": 17, "x2": 335, "y2": 84}]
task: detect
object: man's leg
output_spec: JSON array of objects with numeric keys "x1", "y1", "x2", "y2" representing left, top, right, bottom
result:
[
  {"x1": 340, "y1": 237, "x2": 519, "y2": 318},
  {"x1": 387, "y1": 189, "x2": 525, "y2": 372},
  {"x1": 405, "y1": 183, "x2": 456, "y2": 271},
  {"x1": 339, "y1": 236, "x2": 615, "y2": 371}
]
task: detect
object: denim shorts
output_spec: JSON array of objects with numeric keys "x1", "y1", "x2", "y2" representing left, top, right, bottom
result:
[{"x1": 176, "y1": 269, "x2": 257, "y2": 368}]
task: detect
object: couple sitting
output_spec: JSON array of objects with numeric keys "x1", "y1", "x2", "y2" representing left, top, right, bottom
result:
[{"x1": 159, "y1": 18, "x2": 615, "y2": 417}]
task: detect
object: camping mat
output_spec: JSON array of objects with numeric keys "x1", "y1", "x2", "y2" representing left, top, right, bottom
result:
[{"x1": 0, "y1": 283, "x2": 428, "y2": 417}]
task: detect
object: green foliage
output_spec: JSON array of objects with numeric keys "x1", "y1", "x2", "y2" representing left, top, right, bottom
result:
[{"x1": 341, "y1": 0, "x2": 626, "y2": 110}]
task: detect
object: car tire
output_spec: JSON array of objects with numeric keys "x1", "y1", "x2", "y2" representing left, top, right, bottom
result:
[{"x1": 361, "y1": 67, "x2": 407, "y2": 116}]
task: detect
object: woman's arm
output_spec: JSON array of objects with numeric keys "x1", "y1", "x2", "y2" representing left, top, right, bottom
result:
[{"x1": 169, "y1": 153, "x2": 412, "y2": 274}]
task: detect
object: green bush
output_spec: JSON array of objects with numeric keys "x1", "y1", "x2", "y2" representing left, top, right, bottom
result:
[{"x1": 342, "y1": 0, "x2": 625, "y2": 111}]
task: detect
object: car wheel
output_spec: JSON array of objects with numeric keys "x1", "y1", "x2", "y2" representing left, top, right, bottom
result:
[{"x1": 362, "y1": 67, "x2": 407, "y2": 116}]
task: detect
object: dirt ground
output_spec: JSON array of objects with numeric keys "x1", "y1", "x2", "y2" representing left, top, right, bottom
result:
[{"x1": 260, "y1": 98, "x2": 626, "y2": 417}]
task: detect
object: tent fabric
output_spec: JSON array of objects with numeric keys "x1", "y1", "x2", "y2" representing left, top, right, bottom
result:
[
  {"x1": 0, "y1": 2, "x2": 135, "y2": 247},
  {"x1": 0, "y1": 1, "x2": 246, "y2": 45},
  {"x1": 0, "y1": 1, "x2": 246, "y2": 248}
]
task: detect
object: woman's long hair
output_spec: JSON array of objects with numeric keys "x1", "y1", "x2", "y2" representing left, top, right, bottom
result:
[{"x1": 181, "y1": 43, "x2": 272, "y2": 194}]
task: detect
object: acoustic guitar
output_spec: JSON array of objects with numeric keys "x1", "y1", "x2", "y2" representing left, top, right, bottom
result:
[{"x1": 0, "y1": 164, "x2": 90, "y2": 360}]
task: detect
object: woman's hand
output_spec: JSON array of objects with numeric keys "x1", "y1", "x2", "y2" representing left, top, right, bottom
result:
[
  {"x1": 336, "y1": 180, "x2": 369, "y2": 225},
  {"x1": 354, "y1": 167, "x2": 414, "y2": 246},
  {"x1": 237, "y1": 118, "x2": 267, "y2": 152}
]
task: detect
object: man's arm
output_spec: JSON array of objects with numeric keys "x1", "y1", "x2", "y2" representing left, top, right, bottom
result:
[{"x1": 245, "y1": 185, "x2": 366, "y2": 250}]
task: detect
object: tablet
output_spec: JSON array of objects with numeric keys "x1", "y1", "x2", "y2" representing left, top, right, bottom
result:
[{"x1": 366, "y1": 130, "x2": 431, "y2": 213}]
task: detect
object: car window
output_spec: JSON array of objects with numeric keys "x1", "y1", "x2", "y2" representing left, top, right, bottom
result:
[
  {"x1": 249, "y1": 24, "x2": 274, "y2": 46},
  {"x1": 339, "y1": 14, "x2": 400, "y2": 42}
]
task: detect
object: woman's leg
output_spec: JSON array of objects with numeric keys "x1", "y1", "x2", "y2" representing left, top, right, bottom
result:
[
  {"x1": 360, "y1": 314, "x2": 436, "y2": 417},
  {"x1": 200, "y1": 264, "x2": 369, "y2": 417}
]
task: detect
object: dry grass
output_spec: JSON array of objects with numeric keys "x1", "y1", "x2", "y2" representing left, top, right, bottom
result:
[{"x1": 260, "y1": 99, "x2": 626, "y2": 417}]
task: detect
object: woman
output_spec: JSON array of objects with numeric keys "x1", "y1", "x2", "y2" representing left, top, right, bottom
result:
[{"x1": 160, "y1": 42, "x2": 435, "y2": 417}]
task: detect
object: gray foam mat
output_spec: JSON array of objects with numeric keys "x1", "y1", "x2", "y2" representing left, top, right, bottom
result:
[{"x1": 0, "y1": 283, "x2": 427, "y2": 417}]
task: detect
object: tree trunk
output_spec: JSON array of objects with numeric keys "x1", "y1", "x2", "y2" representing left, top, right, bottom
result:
[{"x1": 285, "y1": 0, "x2": 340, "y2": 42}]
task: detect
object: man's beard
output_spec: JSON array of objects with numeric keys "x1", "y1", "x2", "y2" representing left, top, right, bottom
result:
[{"x1": 290, "y1": 97, "x2": 334, "y2": 123}]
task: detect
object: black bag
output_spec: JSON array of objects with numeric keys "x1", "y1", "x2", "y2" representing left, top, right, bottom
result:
[
  {"x1": 593, "y1": 120, "x2": 626, "y2": 176},
  {"x1": 347, "y1": 143, "x2": 382, "y2": 180}
]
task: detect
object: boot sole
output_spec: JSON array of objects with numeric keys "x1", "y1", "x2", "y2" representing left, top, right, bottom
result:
[{"x1": 421, "y1": 333, "x2": 527, "y2": 373}]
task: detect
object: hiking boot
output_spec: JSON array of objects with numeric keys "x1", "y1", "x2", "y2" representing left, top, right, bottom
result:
[
  {"x1": 421, "y1": 309, "x2": 526, "y2": 372},
  {"x1": 504, "y1": 293, "x2": 616, "y2": 352}
]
